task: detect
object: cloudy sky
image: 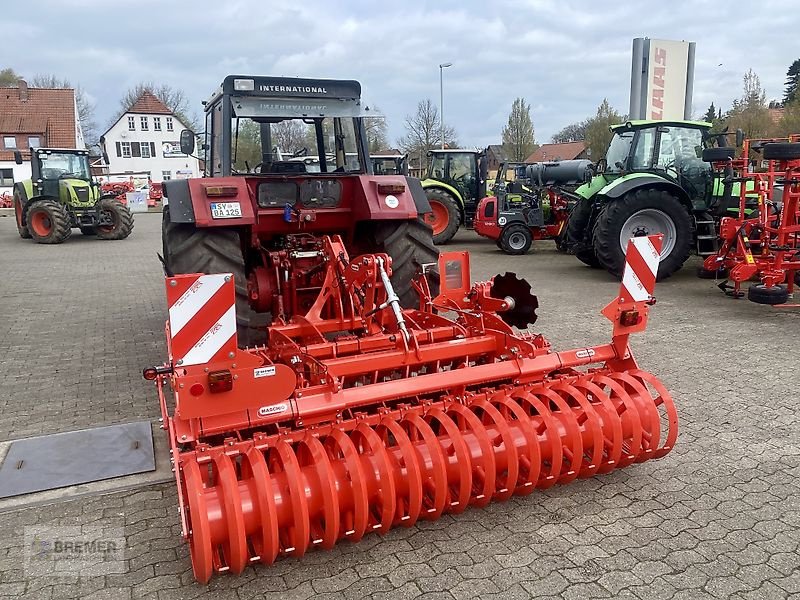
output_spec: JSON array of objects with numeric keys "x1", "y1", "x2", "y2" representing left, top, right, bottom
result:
[{"x1": 5, "y1": 0, "x2": 798, "y2": 148}]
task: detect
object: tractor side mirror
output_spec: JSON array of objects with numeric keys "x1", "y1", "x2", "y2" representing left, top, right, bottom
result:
[
  {"x1": 13, "y1": 150, "x2": 23, "y2": 165},
  {"x1": 179, "y1": 129, "x2": 196, "y2": 155},
  {"x1": 735, "y1": 129, "x2": 745, "y2": 147}
]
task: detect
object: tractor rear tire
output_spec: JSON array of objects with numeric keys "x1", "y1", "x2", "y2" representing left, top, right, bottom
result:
[
  {"x1": 26, "y1": 199, "x2": 71, "y2": 244},
  {"x1": 747, "y1": 284, "x2": 789, "y2": 305},
  {"x1": 95, "y1": 197, "x2": 134, "y2": 240},
  {"x1": 424, "y1": 188, "x2": 461, "y2": 245},
  {"x1": 592, "y1": 189, "x2": 692, "y2": 281},
  {"x1": 162, "y1": 209, "x2": 269, "y2": 348},
  {"x1": 763, "y1": 143, "x2": 800, "y2": 161},
  {"x1": 565, "y1": 199, "x2": 601, "y2": 268},
  {"x1": 499, "y1": 224, "x2": 533, "y2": 255},
  {"x1": 13, "y1": 190, "x2": 31, "y2": 239},
  {"x1": 358, "y1": 218, "x2": 440, "y2": 308}
]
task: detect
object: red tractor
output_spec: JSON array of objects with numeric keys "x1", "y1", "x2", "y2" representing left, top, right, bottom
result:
[{"x1": 161, "y1": 76, "x2": 438, "y2": 346}]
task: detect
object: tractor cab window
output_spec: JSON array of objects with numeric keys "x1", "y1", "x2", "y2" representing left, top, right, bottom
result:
[
  {"x1": 38, "y1": 152, "x2": 90, "y2": 180},
  {"x1": 448, "y1": 154, "x2": 472, "y2": 181},
  {"x1": 428, "y1": 153, "x2": 446, "y2": 180},
  {"x1": 656, "y1": 127, "x2": 703, "y2": 169},
  {"x1": 605, "y1": 131, "x2": 634, "y2": 172},
  {"x1": 631, "y1": 129, "x2": 657, "y2": 170}
]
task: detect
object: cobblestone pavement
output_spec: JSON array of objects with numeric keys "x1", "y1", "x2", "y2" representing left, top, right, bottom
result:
[{"x1": 1, "y1": 213, "x2": 799, "y2": 599}]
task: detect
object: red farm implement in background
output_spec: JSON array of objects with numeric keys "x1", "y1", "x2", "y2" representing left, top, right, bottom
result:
[
  {"x1": 0, "y1": 192, "x2": 12, "y2": 208},
  {"x1": 144, "y1": 233, "x2": 677, "y2": 583},
  {"x1": 702, "y1": 139, "x2": 800, "y2": 305}
]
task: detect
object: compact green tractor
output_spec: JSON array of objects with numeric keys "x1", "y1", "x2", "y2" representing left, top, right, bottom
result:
[
  {"x1": 565, "y1": 120, "x2": 744, "y2": 280},
  {"x1": 13, "y1": 148, "x2": 133, "y2": 244},
  {"x1": 421, "y1": 149, "x2": 487, "y2": 244}
]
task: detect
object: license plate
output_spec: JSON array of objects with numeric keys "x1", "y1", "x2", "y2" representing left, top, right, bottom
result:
[{"x1": 210, "y1": 202, "x2": 242, "y2": 219}]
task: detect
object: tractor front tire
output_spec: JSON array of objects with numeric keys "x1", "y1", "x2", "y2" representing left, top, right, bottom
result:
[
  {"x1": 26, "y1": 199, "x2": 71, "y2": 244},
  {"x1": 747, "y1": 284, "x2": 789, "y2": 305},
  {"x1": 424, "y1": 188, "x2": 461, "y2": 245},
  {"x1": 13, "y1": 190, "x2": 31, "y2": 239},
  {"x1": 565, "y1": 199, "x2": 601, "y2": 268},
  {"x1": 95, "y1": 197, "x2": 134, "y2": 240},
  {"x1": 358, "y1": 218, "x2": 440, "y2": 308},
  {"x1": 499, "y1": 224, "x2": 533, "y2": 255},
  {"x1": 593, "y1": 189, "x2": 692, "y2": 281},
  {"x1": 162, "y1": 209, "x2": 269, "y2": 348}
]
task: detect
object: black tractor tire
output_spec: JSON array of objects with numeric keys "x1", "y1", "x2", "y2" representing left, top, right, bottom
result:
[
  {"x1": 425, "y1": 188, "x2": 462, "y2": 245},
  {"x1": 565, "y1": 199, "x2": 601, "y2": 267},
  {"x1": 702, "y1": 147, "x2": 735, "y2": 163},
  {"x1": 26, "y1": 199, "x2": 72, "y2": 244},
  {"x1": 358, "y1": 218, "x2": 440, "y2": 308},
  {"x1": 13, "y1": 190, "x2": 31, "y2": 239},
  {"x1": 763, "y1": 143, "x2": 800, "y2": 161},
  {"x1": 697, "y1": 266, "x2": 729, "y2": 279},
  {"x1": 95, "y1": 197, "x2": 134, "y2": 240},
  {"x1": 499, "y1": 224, "x2": 533, "y2": 255},
  {"x1": 592, "y1": 189, "x2": 692, "y2": 281},
  {"x1": 162, "y1": 209, "x2": 269, "y2": 348},
  {"x1": 747, "y1": 284, "x2": 789, "y2": 305},
  {"x1": 80, "y1": 226, "x2": 96, "y2": 236}
]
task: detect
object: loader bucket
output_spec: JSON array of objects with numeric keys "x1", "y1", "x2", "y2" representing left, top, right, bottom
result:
[{"x1": 146, "y1": 234, "x2": 677, "y2": 582}]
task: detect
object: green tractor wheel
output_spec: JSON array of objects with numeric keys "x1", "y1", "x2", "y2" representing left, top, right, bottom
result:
[
  {"x1": 13, "y1": 190, "x2": 31, "y2": 239},
  {"x1": 95, "y1": 197, "x2": 134, "y2": 240},
  {"x1": 26, "y1": 199, "x2": 72, "y2": 244}
]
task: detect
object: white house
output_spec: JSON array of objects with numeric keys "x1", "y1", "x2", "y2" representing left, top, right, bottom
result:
[{"x1": 100, "y1": 91, "x2": 199, "y2": 183}]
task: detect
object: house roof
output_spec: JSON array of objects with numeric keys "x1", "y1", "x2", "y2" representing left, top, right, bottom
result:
[
  {"x1": 128, "y1": 91, "x2": 172, "y2": 115},
  {"x1": 526, "y1": 141, "x2": 587, "y2": 163},
  {"x1": 0, "y1": 83, "x2": 77, "y2": 160}
]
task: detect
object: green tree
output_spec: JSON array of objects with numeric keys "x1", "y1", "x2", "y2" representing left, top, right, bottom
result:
[
  {"x1": 703, "y1": 102, "x2": 717, "y2": 123},
  {"x1": 726, "y1": 69, "x2": 773, "y2": 140},
  {"x1": 784, "y1": 58, "x2": 800, "y2": 105},
  {"x1": 0, "y1": 67, "x2": 21, "y2": 86},
  {"x1": 776, "y1": 99, "x2": 800, "y2": 137},
  {"x1": 584, "y1": 99, "x2": 624, "y2": 160},
  {"x1": 551, "y1": 120, "x2": 588, "y2": 143},
  {"x1": 501, "y1": 97, "x2": 536, "y2": 161},
  {"x1": 31, "y1": 74, "x2": 98, "y2": 146}
]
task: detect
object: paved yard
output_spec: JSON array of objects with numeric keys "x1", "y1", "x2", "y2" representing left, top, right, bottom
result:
[{"x1": 0, "y1": 211, "x2": 799, "y2": 599}]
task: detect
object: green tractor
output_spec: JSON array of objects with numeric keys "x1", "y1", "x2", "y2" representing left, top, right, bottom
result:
[
  {"x1": 421, "y1": 149, "x2": 487, "y2": 244},
  {"x1": 565, "y1": 119, "x2": 745, "y2": 280},
  {"x1": 12, "y1": 147, "x2": 134, "y2": 244}
]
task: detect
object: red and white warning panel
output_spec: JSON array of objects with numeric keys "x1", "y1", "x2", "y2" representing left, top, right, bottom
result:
[
  {"x1": 166, "y1": 273, "x2": 237, "y2": 366},
  {"x1": 620, "y1": 235, "x2": 662, "y2": 303}
]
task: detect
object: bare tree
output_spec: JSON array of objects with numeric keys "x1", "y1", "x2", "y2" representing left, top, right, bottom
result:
[
  {"x1": 501, "y1": 97, "x2": 536, "y2": 161},
  {"x1": 0, "y1": 67, "x2": 22, "y2": 86},
  {"x1": 31, "y1": 74, "x2": 98, "y2": 146},
  {"x1": 551, "y1": 120, "x2": 588, "y2": 143},
  {"x1": 398, "y1": 99, "x2": 458, "y2": 171},
  {"x1": 725, "y1": 69, "x2": 773, "y2": 140},
  {"x1": 364, "y1": 106, "x2": 389, "y2": 152},
  {"x1": 113, "y1": 82, "x2": 199, "y2": 131},
  {"x1": 272, "y1": 120, "x2": 308, "y2": 155}
]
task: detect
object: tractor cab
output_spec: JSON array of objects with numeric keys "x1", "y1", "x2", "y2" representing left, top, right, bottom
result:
[
  {"x1": 18, "y1": 148, "x2": 95, "y2": 204},
  {"x1": 421, "y1": 149, "x2": 487, "y2": 243},
  {"x1": 371, "y1": 153, "x2": 408, "y2": 175},
  {"x1": 600, "y1": 120, "x2": 714, "y2": 210},
  {"x1": 490, "y1": 161, "x2": 530, "y2": 204}
]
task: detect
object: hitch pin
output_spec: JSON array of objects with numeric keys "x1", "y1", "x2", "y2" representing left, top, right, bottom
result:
[{"x1": 376, "y1": 257, "x2": 410, "y2": 342}]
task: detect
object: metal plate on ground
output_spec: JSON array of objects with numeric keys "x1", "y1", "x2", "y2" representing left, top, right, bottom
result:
[{"x1": 0, "y1": 421, "x2": 155, "y2": 498}]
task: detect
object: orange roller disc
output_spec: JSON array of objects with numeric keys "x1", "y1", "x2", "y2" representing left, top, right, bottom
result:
[
  {"x1": 269, "y1": 440, "x2": 310, "y2": 557},
  {"x1": 445, "y1": 403, "x2": 496, "y2": 507},
  {"x1": 182, "y1": 460, "x2": 214, "y2": 584},
  {"x1": 549, "y1": 382, "x2": 605, "y2": 478},
  {"x1": 531, "y1": 386, "x2": 584, "y2": 484},
  {"x1": 470, "y1": 398, "x2": 519, "y2": 502},
  {"x1": 296, "y1": 435, "x2": 340, "y2": 549},
  {"x1": 324, "y1": 428, "x2": 369, "y2": 542},
  {"x1": 424, "y1": 407, "x2": 473, "y2": 513},
  {"x1": 512, "y1": 390, "x2": 563, "y2": 488},
  {"x1": 628, "y1": 370, "x2": 678, "y2": 458},
  {"x1": 607, "y1": 372, "x2": 661, "y2": 459},
  {"x1": 571, "y1": 378, "x2": 624, "y2": 474},
  {"x1": 488, "y1": 391, "x2": 542, "y2": 495},
  {"x1": 241, "y1": 447, "x2": 280, "y2": 565},
  {"x1": 402, "y1": 413, "x2": 448, "y2": 519},
  {"x1": 590, "y1": 374, "x2": 644, "y2": 467},
  {"x1": 352, "y1": 423, "x2": 396, "y2": 534},
  {"x1": 213, "y1": 452, "x2": 249, "y2": 574},
  {"x1": 376, "y1": 417, "x2": 423, "y2": 526}
]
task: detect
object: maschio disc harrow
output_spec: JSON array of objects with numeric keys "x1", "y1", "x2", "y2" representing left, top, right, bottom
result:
[{"x1": 145, "y1": 234, "x2": 677, "y2": 583}]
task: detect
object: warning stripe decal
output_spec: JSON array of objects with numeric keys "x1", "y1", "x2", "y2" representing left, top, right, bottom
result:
[
  {"x1": 168, "y1": 274, "x2": 228, "y2": 336},
  {"x1": 620, "y1": 236, "x2": 661, "y2": 303},
  {"x1": 179, "y1": 305, "x2": 237, "y2": 366}
]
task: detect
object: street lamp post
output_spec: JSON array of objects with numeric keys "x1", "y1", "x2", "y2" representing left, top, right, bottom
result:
[{"x1": 439, "y1": 62, "x2": 453, "y2": 149}]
